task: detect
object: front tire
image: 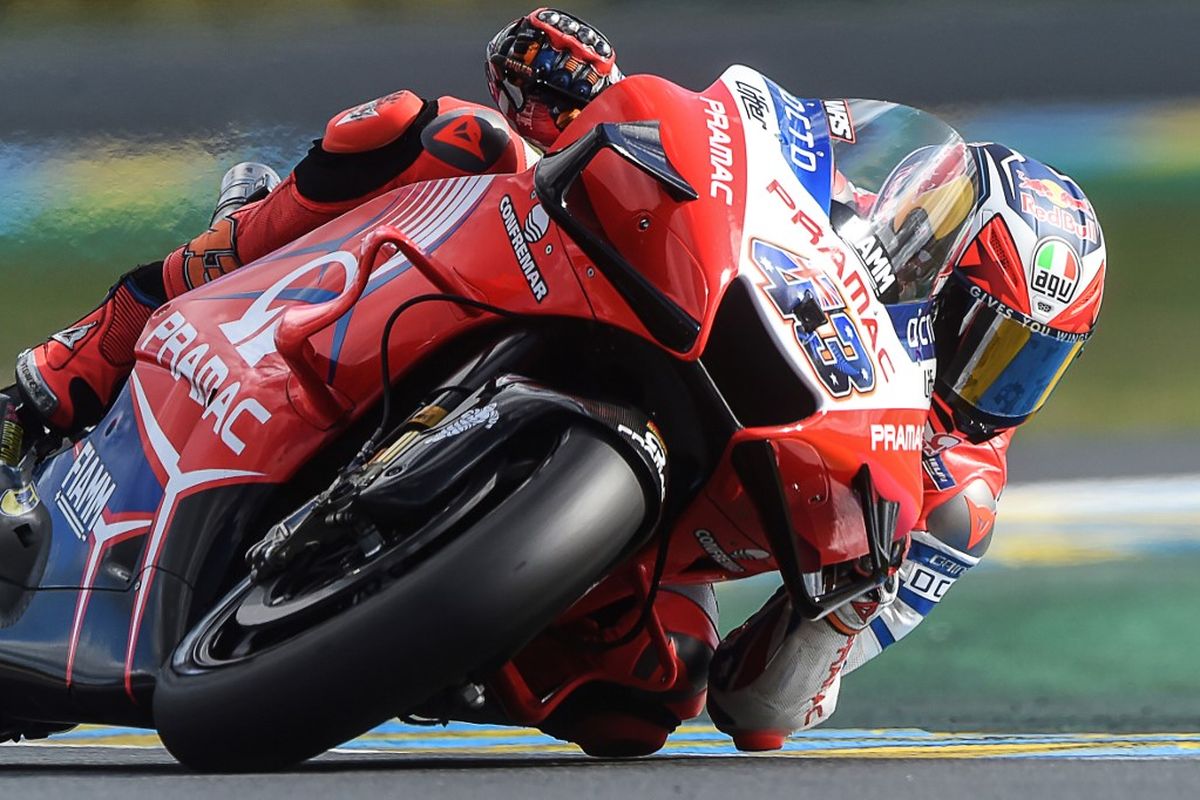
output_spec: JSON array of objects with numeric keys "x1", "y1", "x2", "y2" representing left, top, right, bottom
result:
[{"x1": 153, "y1": 426, "x2": 649, "y2": 771}]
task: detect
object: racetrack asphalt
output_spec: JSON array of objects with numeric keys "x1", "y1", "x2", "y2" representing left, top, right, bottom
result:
[{"x1": 5, "y1": 734, "x2": 1200, "y2": 800}]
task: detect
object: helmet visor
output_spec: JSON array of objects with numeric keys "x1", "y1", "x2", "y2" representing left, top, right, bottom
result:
[{"x1": 936, "y1": 277, "x2": 1089, "y2": 428}]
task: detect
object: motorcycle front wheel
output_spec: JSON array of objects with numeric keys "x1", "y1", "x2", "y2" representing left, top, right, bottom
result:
[{"x1": 152, "y1": 424, "x2": 649, "y2": 772}]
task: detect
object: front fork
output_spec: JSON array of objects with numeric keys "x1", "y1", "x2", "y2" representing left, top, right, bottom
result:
[
  {"x1": 250, "y1": 327, "x2": 681, "y2": 727},
  {"x1": 247, "y1": 331, "x2": 547, "y2": 578}
]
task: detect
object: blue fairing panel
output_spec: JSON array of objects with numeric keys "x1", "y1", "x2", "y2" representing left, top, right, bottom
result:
[{"x1": 33, "y1": 388, "x2": 164, "y2": 590}]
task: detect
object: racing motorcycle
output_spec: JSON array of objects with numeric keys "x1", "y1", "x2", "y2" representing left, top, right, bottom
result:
[{"x1": 0, "y1": 65, "x2": 973, "y2": 770}]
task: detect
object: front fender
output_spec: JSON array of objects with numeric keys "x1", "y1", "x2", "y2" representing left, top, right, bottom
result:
[{"x1": 356, "y1": 377, "x2": 668, "y2": 522}]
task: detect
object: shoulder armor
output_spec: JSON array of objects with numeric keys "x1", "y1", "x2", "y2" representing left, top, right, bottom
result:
[
  {"x1": 323, "y1": 90, "x2": 426, "y2": 154},
  {"x1": 419, "y1": 103, "x2": 518, "y2": 173},
  {"x1": 923, "y1": 478, "x2": 998, "y2": 558}
]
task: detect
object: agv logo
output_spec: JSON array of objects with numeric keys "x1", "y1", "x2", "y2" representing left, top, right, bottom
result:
[{"x1": 1030, "y1": 238, "x2": 1079, "y2": 304}]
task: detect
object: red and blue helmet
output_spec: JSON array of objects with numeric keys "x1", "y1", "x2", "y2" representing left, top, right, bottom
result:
[
  {"x1": 486, "y1": 7, "x2": 622, "y2": 149},
  {"x1": 931, "y1": 143, "x2": 1106, "y2": 442}
]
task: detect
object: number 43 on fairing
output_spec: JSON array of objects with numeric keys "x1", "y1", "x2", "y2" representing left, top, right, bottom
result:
[{"x1": 750, "y1": 239, "x2": 875, "y2": 398}]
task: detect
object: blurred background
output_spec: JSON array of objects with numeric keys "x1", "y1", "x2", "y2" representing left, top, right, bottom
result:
[{"x1": 1, "y1": 0, "x2": 1197, "y2": 731}]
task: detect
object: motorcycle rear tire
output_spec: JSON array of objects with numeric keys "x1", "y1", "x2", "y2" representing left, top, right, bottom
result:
[{"x1": 153, "y1": 425, "x2": 649, "y2": 772}]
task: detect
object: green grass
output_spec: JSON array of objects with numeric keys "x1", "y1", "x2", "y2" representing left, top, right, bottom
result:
[
  {"x1": 1022, "y1": 175, "x2": 1200, "y2": 435},
  {"x1": 716, "y1": 555, "x2": 1200, "y2": 731}
]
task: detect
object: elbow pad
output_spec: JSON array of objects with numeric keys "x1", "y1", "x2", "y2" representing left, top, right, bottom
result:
[{"x1": 322, "y1": 90, "x2": 427, "y2": 153}]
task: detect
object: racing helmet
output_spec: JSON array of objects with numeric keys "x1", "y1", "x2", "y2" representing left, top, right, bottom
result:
[
  {"x1": 486, "y1": 7, "x2": 622, "y2": 149},
  {"x1": 931, "y1": 143, "x2": 1106, "y2": 442}
]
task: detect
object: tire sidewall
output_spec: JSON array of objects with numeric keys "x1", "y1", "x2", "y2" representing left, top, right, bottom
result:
[{"x1": 153, "y1": 426, "x2": 649, "y2": 771}]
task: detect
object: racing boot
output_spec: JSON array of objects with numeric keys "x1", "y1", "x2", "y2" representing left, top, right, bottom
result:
[
  {"x1": 537, "y1": 584, "x2": 719, "y2": 757},
  {"x1": 539, "y1": 681, "x2": 687, "y2": 758},
  {"x1": 210, "y1": 161, "x2": 281, "y2": 226},
  {"x1": 12, "y1": 162, "x2": 280, "y2": 435},
  {"x1": 161, "y1": 161, "x2": 284, "y2": 299},
  {"x1": 707, "y1": 582, "x2": 896, "y2": 751},
  {"x1": 14, "y1": 262, "x2": 165, "y2": 435}
]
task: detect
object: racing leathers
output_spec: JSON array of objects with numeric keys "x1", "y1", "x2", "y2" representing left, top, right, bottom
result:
[
  {"x1": 14, "y1": 91, "x2": 537, "y2": 434},
  {"x1": 707, "y1": 416, "x2": 1011, "y2": 750}
]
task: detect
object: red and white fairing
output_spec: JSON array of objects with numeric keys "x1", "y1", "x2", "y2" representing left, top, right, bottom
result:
[
  {"x1": 656, "y1": 67, "x2": 937, "y2": 579},
  {"x1": 721, "y1": 65, "x2": 933, "y2": 415}
]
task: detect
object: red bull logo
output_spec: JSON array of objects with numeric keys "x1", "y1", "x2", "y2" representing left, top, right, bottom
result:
[
  {"x1": 1022, "y1": 188, "x2": 1099, "y2": 244},
  {"x1": 1018, "y1": 174, "x2": 1093, "y2": 214}
]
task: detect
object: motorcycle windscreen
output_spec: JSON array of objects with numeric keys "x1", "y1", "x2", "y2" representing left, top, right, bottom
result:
[
  {"x1": 826, "y1": 100, "x2": 978, "y2": 306},
  {"x1": 935, "y1": 276, "x2": 1089, "y2": 427}
]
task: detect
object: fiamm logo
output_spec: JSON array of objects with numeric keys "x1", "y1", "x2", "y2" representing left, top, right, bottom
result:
[{"x1": 55, "y1": 443, "x2": 117, "y2": 539}]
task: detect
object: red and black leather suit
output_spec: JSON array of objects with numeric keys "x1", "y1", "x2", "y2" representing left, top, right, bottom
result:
[{"x1": 16, "y1": 91, "x2": 535, "y2": 433}]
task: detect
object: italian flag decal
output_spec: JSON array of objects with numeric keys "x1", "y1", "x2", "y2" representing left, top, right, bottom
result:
[
  {"x1": 1035, "y1": 239, "x2": 1079, "y2": 279},
  {"x1": 1031, "y1": 238, "x2": 1080, "y2": 304}
]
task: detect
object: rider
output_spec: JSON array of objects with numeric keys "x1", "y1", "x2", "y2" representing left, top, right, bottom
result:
[
  {"x1": 706, "y1": 144, "x2": 1107, "y2": 750},
  {"x1": 9, "y1": 7, "x2": 621, "y2": 438}
]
